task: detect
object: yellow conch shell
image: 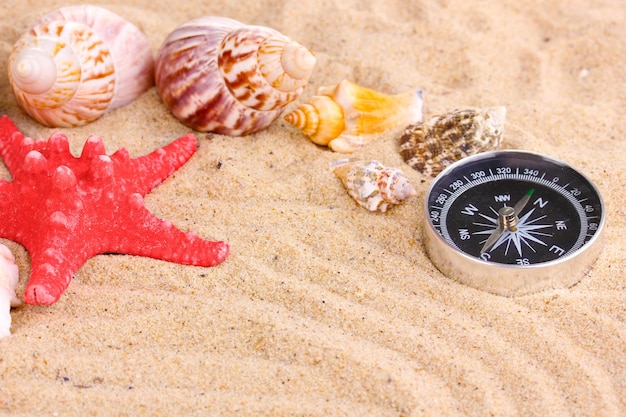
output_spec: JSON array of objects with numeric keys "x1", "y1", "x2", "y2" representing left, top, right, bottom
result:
[{"x1": 284, "y1": 80, "x2": 423, "y2": 153}]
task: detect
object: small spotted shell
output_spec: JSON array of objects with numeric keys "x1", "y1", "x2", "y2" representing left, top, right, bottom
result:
[
  {"x1": 331, "y1": 158, "x2": 417, "y2": 212},
  {"x1": 8, "y1": 5, "x2": 155, "y2": 127},
  {"x1": 284, "y1": 80, "x2": 423, "y2": 153},
  {"x1": 155, "y1": 16, "x2": 316, "y2": 135},
  {"x1": 399, "y1": 107, "x2": 506, "y2": 177},
  {"x1": 0, "y1": 244, "x2": 20, "y2": 339}
]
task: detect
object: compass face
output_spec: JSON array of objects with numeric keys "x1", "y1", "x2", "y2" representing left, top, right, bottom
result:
[{"x1": 425, "y1": 151, "x2": 604, "y2": 267}]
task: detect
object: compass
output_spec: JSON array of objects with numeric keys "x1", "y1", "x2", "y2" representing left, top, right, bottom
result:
[{"x1": 423, "y1": 150, "x2": 605, "y2": 296}]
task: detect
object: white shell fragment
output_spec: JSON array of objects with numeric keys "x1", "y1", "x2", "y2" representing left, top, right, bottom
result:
[
  {"x1": 8, "y1": 5, "x2": 155, "y2": 127},
  {"x1": 0, "y1": 244, "x2": 21, "y2": 339},
  {"x1": 331, "y1": 159, "x2": 417, "y2": 212}
]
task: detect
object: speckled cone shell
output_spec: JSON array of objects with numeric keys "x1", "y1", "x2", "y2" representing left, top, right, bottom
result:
[
  {"x1": 7, "y1": 5, "x2": 155, "y2": 128},
  {"x1": 331, "y1": 159, "x2": 417, "y2": 212},
  {"x1": 399, "y1": 106, "x2": 506, "y2": 177},
  {"x1": 0, "y1": 244, "x2": 20, "y2": 339},
  {"x1": 155, "y1": 16, "x2": 316, "y2": 135},
  {"x1": 284, "y1": 80, "x2": 423, "y2": 153}
]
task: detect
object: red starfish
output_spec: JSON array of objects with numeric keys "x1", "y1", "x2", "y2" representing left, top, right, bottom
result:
[{"x1": 0, "y1": 115, "x2": 229, "y2": 305}]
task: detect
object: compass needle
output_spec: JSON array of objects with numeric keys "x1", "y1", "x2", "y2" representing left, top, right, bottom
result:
[
  {"x1": 514, "y1": 188, "x2": 535, "y2": 214},
  {"x1": 480, "y1": 223, "x2": 504, "y2": 254}
]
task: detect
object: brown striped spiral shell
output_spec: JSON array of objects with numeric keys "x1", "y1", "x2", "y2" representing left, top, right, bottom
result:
[
  {"x1": 399, "y1": 107, "x2": 506, "y2": 177},
  {"x1": 155, "y1": 16, "x2": 316, "y2": 135}
]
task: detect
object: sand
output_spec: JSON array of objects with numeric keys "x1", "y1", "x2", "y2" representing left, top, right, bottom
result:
[{"x1": 0, "y1": 0, "x2": 624, "y2": 415}]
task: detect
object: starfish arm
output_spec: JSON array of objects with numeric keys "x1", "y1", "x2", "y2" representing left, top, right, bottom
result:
[
  {"x1": 0, "y1": 182, "x2": 16, "y2": 237},
  {"x1": 110, "y1": 194, "x2": 229, "y2": 267},
  {"x1": 114, "y1": 134, "x2": 198, "y2": 196},
  {"x1": 23, "y1": 237, "x2": 95, "y2": 306},
  {"x1": 0, "y1": 115, "x2": 35, "y2": 175},
  {"x1": 20, "y1": 200, "x2": 230, "y2": 306}
]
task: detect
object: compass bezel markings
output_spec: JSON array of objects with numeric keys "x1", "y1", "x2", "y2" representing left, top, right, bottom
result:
[{"x1": 429, "y1": 171, "x2": 597, "y2": 261}]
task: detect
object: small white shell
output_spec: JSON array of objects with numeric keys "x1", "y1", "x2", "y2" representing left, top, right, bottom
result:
[
  {"x1": 8, "y1": 5, "x2": 155, "y2": 127},
  {"x1": 331, "y1": 159, "x2": 417, "y2": 212},
  {"x1": 285, "y1": 80, "x2": 423, "y2": 153},
  {"x1": 0, "y1": 244, "x2": 21, "y2": 339},
  {"x1": 155, "y1": 16, "x2": 316, "y2": 135}
]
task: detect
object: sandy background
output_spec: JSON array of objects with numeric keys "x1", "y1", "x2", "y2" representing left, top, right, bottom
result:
[{"x1": 0, "y1": 0, "x2": 624, "y2": 415}]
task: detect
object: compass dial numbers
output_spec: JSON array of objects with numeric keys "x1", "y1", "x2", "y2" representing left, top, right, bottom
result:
[{"x1": 427, "y1": 158, "x2": 603, "y2": 266}]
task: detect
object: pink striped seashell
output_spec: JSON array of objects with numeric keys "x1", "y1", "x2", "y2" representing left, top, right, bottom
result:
[
  {"x1": 155, "y1": 16, "x2": 316, "y2": 135},
  {"x1": 8, "y1": 5, "x2": 154, "y2": 127}
]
